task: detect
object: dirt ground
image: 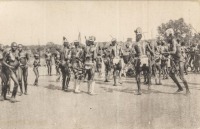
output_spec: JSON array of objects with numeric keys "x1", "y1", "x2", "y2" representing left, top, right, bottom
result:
[{"x1": 0, "y1": 65, "x2": 200, "y2": 129}]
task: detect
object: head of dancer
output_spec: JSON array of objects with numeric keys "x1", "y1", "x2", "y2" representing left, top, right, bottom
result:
[
  {"x1": 134, "y1": 27, "x2": 142, "y2": 42},
  {"x1": 126, "y1": 42, "x2": 130, "y2": 48},
  {"x1": 165, "y1": 28, "x2": 174, "y2": 43},
  {"x1": 11, "y1": 42, "x2": 18, "y2": 52},
  {"x1": 74, "y1": 40, "x2": 79, "y2": 48},
  {"x1": 18, "y1": 44, "x2": 23, "y2": 52},
  {"x1": 63, "y1": 41, "x2": 70, "y2": 48},
  {"x1": 111, "y1": 38, "x2": 117, "y2": 46}
]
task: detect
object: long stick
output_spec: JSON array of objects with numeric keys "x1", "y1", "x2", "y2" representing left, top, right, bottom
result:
[
  {"x1": 191, "y1": 25, "x2": 198, "y2": 33},
  {"x1": 38, "y1": 39, "x2": 41, "y2": 63}
]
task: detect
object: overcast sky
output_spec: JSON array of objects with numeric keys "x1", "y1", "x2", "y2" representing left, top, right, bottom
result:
[{"x1": 0, "y1": 1, "x2": 199, "y2": 45}]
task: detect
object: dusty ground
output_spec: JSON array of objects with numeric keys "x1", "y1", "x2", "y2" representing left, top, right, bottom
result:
[{"x1": 0, "y1": 66, "x2": 200, "y2": 129}]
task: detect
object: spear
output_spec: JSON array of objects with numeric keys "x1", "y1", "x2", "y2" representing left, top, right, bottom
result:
[
  {"x1": 191, "y1": 25, "x2": 198, "y2": 33},
  {"x1": 38, "y1": 39, "x2": 41, "y2": 63}
]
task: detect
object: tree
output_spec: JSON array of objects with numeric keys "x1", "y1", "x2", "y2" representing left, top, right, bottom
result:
[
  {"x1": 46, "y1": 42, "x2": 62, "y2": 54},
  {"x1": 157, "y1": 18, "x2": 192, "y2": 45},
  {"x1": 192, "y1": 33, "x2": 200, "y2": 44}
]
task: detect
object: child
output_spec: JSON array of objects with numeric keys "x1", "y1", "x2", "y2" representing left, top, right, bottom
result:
[{"x1": 33, "y1": 54, "x2": 40, "y2": 86}]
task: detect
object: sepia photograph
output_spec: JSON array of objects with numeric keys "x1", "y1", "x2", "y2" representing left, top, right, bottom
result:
[{"x1": 0, "y1": 0, "x2": 200, "y2": 129}]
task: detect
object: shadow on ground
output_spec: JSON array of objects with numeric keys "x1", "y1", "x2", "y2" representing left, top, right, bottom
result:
[{"x1": 99, "y1": 86, "x2": 184, "y2": 96}]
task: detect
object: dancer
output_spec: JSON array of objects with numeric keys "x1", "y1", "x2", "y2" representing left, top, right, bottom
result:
[
  {"x1": 110, "y1": 38, "x2": 123, "y2": 86},
  {"x1": 133, "y1": 27, "x2": 149, "y2": 95},
  {"x1": 84, "y1": 36, "x2": 97, "y2": 95},
  {"x1": 162, "y1": 28, "x2": 190, "y2": 94},
  {"x1": 18, "y1": 44, "x2": 29, "y2": 95},
  {"x1": 60, "y1": 37, "x2": 71, "y2": 91},
  {"x1": 0, "y1": 42, "x2": 20, "y2": 102}
]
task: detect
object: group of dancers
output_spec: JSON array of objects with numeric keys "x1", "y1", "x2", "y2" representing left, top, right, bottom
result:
[
  {"x1": 1, "y1": 27, "x2": 198, "y2": 103},
  {"x1": 40, "y1": 27, "x2": 193, "y2": 96},
  {"x1": 0, "y1": 42, "x2": 29, "y2": 102}
]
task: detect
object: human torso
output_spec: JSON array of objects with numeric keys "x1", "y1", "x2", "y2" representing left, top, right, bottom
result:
[
  {"x1": 5, "y1": 50, "x2": 20, "y2": 68},
  {"x1": 161, "y1": 45, "x2": 169, "y2": 60},
  {"x1": 55, "y1": 51, "x2": 61, "y2": 60},
  {"x1": 71, "y1": 47, "x2": 82, "y2": 59},
  {"x1": 84, "y1": 46, "x2": 96, "y2": 69},
  {"x1": 62, "y1": 47, "x2": 71, "y2": 61},
  {"x1": 134, "y1": 41, "x2": 145, "y2": 58},
  {"x1": 19, "y1": 50, "x2": 28, "y2": 65},
  {"x1": 33, "y1": 59, "x2": 40, "y2": 67},
  {"x1": 169, "y1": 39, "x2": 184, "y2": 62},
  {"x1": 85, "y1": 45, "x2": 96, "y2": 61},
  {"x1": 45, "y1": 52, "x2": 52, "y2": 61},
  {"x1": 110, "y1": 45, "x2": 121, "y2": 59},
  {"x1": 123, "y1": 47, "x2": 131, "y2": 56},
  {"x1": 96, "y1": 55, "x2": 102, "y2": 64}
]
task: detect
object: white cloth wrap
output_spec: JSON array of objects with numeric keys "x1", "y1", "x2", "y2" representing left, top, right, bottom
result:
[
  {"x1": 85, "y1": 61, "x2": 94, "y2": 70},
  {"x1": 140, "y1": 55, "x2": 149, "y2": 66},
  {"x1": 113, "y1": 58, "x2": 121, "y2": 64}
]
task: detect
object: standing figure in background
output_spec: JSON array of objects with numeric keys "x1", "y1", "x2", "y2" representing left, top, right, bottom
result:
[
  {"x1": 193, "y1": 43, "x2": 200, "y2": 72},
  {"x1": 180, "y1": 42, "x2": 189, "y2": 74},
  {"x1": 18, "y1": 44, "x2": 29, "y2": 95},
  {"x1": 0, "y1": 42, "x2": 20, "y2": 102},
  {"x1": 197, "y1": 44, "x2": 200, "y2": 72},
  {"x1": 153, "y1": 41, "x2": 162, "y2": 85},
  {"x1": 121, "y1": 42, "x2": 132, "y2": 77},
  {"x1": 45, "y1": 48, "x2": 52, "y2": 76},
  {"x1": 33, "y1": 53, "x2": 40, "y2": 86},
  {"x1": 160, "y1": 41, "x2": 169, "y2": 79},
  {"x1": 54, "y1": 48, "x2": 61, "y2": 81},
  {"x1": 145, "y1": 40, "x2": 154, "y2": 85},
  {"x1": 54, "y1": 48, "x2": 61, "y2": 75},
  {"x1": 110, "y1": 38, "x2": 123, "y2": 86},
  {"x1": 71, "y1": 40, "x2": 84, "y2": 93},
  {"x1": 60, "y1": 37, "x2": 71, "y2": 91},
  {"x1": 146, "y1": 40, "x2": 162, "y2": 85},
  {"x1": 188, "y1": 44, "x2": 196, "y2": 70},
  {"x1": 96, "y1": 47, "x2": 103, "y2": 76},
  {"x1": 103, "y1": 47, "x2": 112, "y2": 82}
]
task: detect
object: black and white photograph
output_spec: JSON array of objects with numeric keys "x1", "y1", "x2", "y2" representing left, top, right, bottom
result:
[{"x1": 0, "y1": 1, "x2": 200, "y2": 129}]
